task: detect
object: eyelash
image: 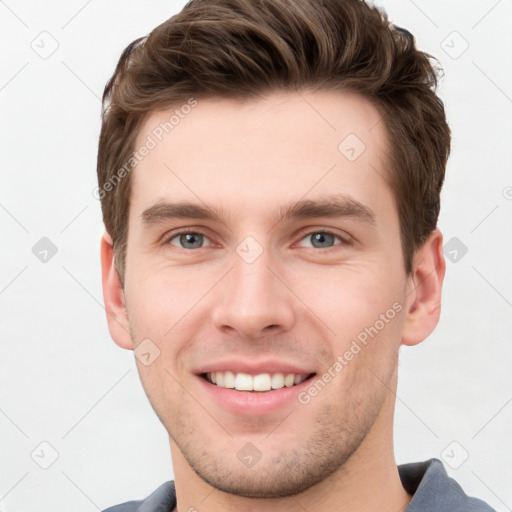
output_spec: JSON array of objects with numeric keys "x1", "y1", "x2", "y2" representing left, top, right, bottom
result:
[{"x1": 163, "y1": 228, "x2": 351, "y2": 252}]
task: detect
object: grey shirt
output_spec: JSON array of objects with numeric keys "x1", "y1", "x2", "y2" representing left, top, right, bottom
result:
[{"x1": 102, "y1": 458, "x2": 495, "y2": 511}]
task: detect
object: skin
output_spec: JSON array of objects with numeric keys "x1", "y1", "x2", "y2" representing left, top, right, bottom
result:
[{"x1": 101, "y1": 90, "x2": 445, "y2": 512}]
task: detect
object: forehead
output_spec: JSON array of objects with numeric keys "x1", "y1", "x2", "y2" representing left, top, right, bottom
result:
[{"x1": 130, "y1": 90, "x2": 393, "y2": 224}]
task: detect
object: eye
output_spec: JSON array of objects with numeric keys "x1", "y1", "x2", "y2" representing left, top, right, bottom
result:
[
  {"x1": 296, "y1": 230, "x2": 346, "y2": 250},
  {"x1": 164, "y1": 229, "x2": 349, "y2": 251},
  {"x1": 167, "y1": 231, "x2": 212, "y2": 249}
]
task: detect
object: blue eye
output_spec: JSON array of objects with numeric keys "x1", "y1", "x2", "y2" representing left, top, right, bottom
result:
[
  {"x1": 165, "y1": 229, "x2": 347, "y2": 251},
  {"x1": 297, "y1": 231, "x2": 343, "y2": 249},
  {"x1": 168, "y1": 232, "x2": 211, "y2": 249}
]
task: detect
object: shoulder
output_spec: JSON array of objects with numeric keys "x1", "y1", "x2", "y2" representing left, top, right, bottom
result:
[
  {"x1": 102, "y1": 500, "x2": 141, "y2": 512},
  {"x1": 399, "y1": 458, "x2": 496, "y2": 512},
  {"x1": 102, "y1": 481, "x2": 176, "y2": 512}
]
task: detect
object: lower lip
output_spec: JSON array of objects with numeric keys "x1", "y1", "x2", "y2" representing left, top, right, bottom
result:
[{"x1": 196, "y1": 374, "x2": 316, "y2": 416}]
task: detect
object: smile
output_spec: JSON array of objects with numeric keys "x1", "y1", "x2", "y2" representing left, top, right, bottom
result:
[{"x1": 203, "y1": 371, "x2": 315, "y2": 392}]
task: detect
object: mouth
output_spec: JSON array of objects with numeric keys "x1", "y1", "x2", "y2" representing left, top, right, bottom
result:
[
  {"x1": 194, "y1": 359, "x2": 320, "y2": 415},
  {"x1": 200, "y1": 371, "x2": 317, "y2": 392}
]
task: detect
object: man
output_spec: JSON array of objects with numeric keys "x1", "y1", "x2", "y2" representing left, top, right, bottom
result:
[{"x1": 96, "y1": 0, "x2": 495, "y2": 510}]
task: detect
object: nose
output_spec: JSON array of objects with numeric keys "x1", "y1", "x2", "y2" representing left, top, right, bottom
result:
[{"x1": 211, "y1": 247, "x2": 296, "y2": 340}]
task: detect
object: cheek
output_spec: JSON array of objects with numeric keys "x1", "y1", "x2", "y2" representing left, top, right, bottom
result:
[
  {"x1": 288, "y1": 262, "x2": 406, "y2": 392},
  {"x1": 290, "y1": 262, "x2": 404, "y2": 338},
  {"x1": 125, "y1": 268, "x2": 214, "y2": 389},
  {"x1": 127, "y1": 272, "x2": 192, "y2": 414},
  {"x1": 126, "y1": 268, "x2": 195, "y2": 338}
]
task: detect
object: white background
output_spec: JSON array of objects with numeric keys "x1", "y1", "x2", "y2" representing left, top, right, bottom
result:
[{"x1": 1, "y1": 0, "x2": 511, "y2": 510}]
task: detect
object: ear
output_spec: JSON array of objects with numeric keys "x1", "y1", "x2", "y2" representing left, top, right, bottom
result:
[
  {"x1": 401, "y1": 228, "x2": 446, "y2": 346},
  {"x1": 100, "y1": 231, "x2": 133, "y2": 350}
]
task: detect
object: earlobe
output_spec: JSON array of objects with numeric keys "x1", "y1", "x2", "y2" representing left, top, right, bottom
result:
[
  {"x1": 100, "y1": 231, "x2": 133, "y2": 350},
  {"x1": 401, "y1": 229, "x2": 446, "y2": 347}
]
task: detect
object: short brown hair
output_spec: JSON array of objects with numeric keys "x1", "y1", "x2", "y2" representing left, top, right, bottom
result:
[{"x1": 97, "y1": 0, "x2": 451, "y2": 284}]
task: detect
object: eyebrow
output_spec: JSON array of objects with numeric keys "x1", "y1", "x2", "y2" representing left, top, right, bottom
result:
[{"x1": 141, "y1": 194, "x2": 376, "y2": 228}]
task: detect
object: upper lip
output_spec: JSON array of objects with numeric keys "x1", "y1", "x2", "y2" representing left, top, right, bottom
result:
[{"x1": 195, "y1": 359, "x2": 317, "y2": 376}]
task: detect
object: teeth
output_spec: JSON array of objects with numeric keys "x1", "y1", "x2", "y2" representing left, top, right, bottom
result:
[
  {"x1": 223, "y1": 371, "x2": 235, "y2": 388},
  {"x1": 271, "y1": 373, "x2": 284, "y2": 389},
  {"x1": 284, "y1": 374, "x2": 295, "y2": 387},
  {"x1": 235, "y1": 372, "x2": 253, "y2": 391},
  {"x1": 253, "y1": 373, "x2": 272, "y2": 391},
  {"x1": 205, "y1": 371, "x2": 310, "y2": 391}
]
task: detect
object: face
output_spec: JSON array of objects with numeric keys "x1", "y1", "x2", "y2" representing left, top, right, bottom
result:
[{"x1": 118, "y1": 91, "x2": 414, "y2": 497}]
